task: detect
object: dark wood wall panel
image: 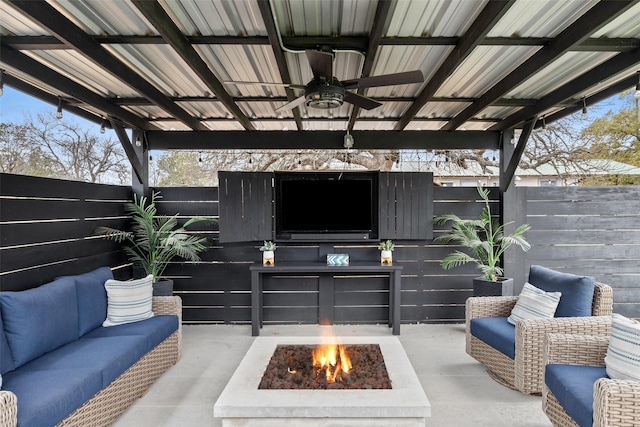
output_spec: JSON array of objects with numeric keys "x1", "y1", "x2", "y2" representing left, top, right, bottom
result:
[
  {"x1": 4, "y1": 175, "x2": 640, "y2": 323},
  {"x1": 505, "y1": 186, "x2": 640, "y2": 319},
  {"x1": 0, "y1": 173, "x2": 130, "y2": 291}
]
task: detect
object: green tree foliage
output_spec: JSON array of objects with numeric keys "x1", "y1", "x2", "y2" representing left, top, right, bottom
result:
[
  {"x1": 579, "y1": 91, "x2": 640, "y2": 185},
  {"x1": 1, "y1": 112, "x2": 129, "y2": 184}
]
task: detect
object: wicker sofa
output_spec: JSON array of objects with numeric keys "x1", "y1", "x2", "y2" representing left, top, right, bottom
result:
[
  {"x1": 465, "y1": 265, "x2": 613, "y2": 395},
  {"x1": 0, "y1": 267, "x2": 182, "y2": 427},
  {"x1": 543, "y1": 333, "x2": 640, "y2": 427}
]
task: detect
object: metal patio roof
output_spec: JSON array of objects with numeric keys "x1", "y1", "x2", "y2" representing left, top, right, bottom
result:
[{"x1": 1, "y1": 0, "x2": 640, "y2": 154}]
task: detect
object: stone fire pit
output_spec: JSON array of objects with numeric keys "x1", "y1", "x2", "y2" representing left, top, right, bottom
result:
[{"x1": 213, "y1": 335, "x2": 430, "y2": 426}]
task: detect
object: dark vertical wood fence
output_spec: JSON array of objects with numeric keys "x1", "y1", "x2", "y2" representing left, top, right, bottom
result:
[
  {"x1": 504, "y1": 186, "x2": 640, "y2": 318},
  {"x1": 0, "y1": 173, "x2": 131, "y2": 290},
  {"x1": 2, "y1": 174, "x2": 640, "y2": 323}
]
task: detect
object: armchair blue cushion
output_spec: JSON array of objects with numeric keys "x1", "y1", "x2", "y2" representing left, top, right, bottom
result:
[
  {"x1": 529, "y1": 265, "x2": 595, "y2": 317},
  {"x1": 545, "y1": 364, "x2": 608, "y2": 427},
  {"x1": 470, "y1": 317, "x2": 515, "y2": 359}
]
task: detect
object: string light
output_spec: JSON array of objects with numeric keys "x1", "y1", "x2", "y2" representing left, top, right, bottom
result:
[
  {"x1": 581, "y1": 97, "x2": 588, "y2": 120},
  {"x1": 0, "y1": 70, "x2": 4, "y2": 97},
  {"x1": 100, "y1": 119, "x2": 106, "y2": 134},
  {"x1": 634, "y1": 71, "x2": 640, "y2": 100},
  {"x1": 56, "y1": 97, "x2": 63, "y2": 119}
]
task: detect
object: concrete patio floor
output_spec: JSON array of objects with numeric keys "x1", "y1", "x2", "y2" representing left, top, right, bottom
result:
[{"x1": 112, "y1": 323, "x2": 552, "y2": 427}]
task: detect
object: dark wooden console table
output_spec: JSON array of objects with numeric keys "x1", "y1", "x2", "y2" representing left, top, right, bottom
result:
[{"x1": 249, "y1": 262, "x2": 403, "y2": 336}]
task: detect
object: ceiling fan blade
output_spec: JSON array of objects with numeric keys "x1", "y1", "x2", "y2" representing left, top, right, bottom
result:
[
  {"x1": 344, "y1": 92, "x2": 382, "y2": 110},
  {"x1": 222, "y1": 81, "x2": 306, "y2": 90},
  {"x1": 342, "y1": 70, "x2": 424, "y2": 89},
  {"x1": 275, "y1": 95, "x2": 306, "y2": 112},
  {"x1": 305, "y1": 50, "x2": 333, "y2": 80}
]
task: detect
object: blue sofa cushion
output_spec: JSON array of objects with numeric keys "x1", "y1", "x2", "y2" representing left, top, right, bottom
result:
[
  {"x1": 84, "y1": 315, "x2": 179, "y2": 350},
  {"x1": 545, "y1": 364, "x2": 607, "y2": 427},
  {"x1": 0, "y1": 278, "x2": 80, "y2": 368},
  {"x1": 59, "y1": 266, "x2": 113, "y2": 336},
  {"x1": 20, "y1": 335, "x2": 150, "y2": 388},
  {"x1": 2, "y1": 368, "x2": 103, "y2": 427},
  {"x1": 0, "y1": 306, "x2": 15, "y2": 375},
  {"x1": 470, "y1": 317, "x2": 515, "y2": 359},
  {"x1": 529, "y1": 265, "x2": 595, "y2": 317}
]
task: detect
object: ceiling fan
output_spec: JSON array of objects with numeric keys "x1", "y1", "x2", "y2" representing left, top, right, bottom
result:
[{"x1": 225, "y1": 49, "x2": 424, "y2": 112}]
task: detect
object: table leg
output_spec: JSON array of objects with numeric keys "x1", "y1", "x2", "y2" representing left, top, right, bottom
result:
[
  {"x1": 251, "y1": 270, "x2": 261, "y2": 336},
  {"x1": 392, "y1": 269, "x2": 401, "y2": 335}
]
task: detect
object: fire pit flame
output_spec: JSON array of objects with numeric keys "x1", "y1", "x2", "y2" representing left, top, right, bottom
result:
[{"x1": 311, "y1": 342, "x2": 352, "y2": 383}]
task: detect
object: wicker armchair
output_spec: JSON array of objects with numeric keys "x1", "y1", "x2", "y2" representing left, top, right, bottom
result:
[
  {"x1": 543, "y1": 333, "x2": 640, "y2": 427},
  {"x1": 465, "y1": 282, "x2": 613, "y2": 394}
]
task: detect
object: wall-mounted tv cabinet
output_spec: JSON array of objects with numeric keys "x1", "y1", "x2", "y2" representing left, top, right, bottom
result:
[{"x1": 218, "y1": 171, "x2": 433, "y2": 243}]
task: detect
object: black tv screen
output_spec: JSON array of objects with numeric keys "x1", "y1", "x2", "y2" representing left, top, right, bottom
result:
[{"x1": 275, "y1": 171, "x2": 379, "y2": 241}]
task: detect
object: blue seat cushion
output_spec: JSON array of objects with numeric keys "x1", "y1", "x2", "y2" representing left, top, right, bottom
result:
[
  {"x1": 2, "y1": 368, "x2": 103, "y2": 427},
  {"x1": 470, "y1": 317, "x2": 515, "y2": 359},
  {"x1": 529, "y1": 265, "x2": 595, "y2": 317},
  {"x1": 84, "y1": 315, "x2": 179, "y2": 350},
  {"x1": 20, "y1": 335, "x2": 150, "y2": 388},
  {"x1": 59, "y1": 267, "x2": 113, "y2": 336},
  {"x1": 0, "y1": 277, "x2": 80, "y2": 368},
  {"x1": 0, "y1": 306, "x2": 15, "y2": 374},
  {"x1": 545, "y1": 364, "x2": 607, "y2": 427}
]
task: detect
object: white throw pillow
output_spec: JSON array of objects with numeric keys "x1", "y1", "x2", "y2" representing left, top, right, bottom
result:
[
  {"x1": 605, "y1": 313, "x2": 640, "y2": 380},
  {"x1": 507, "y1": 282, "x2": 562, "y2": 325},
  {"x1": 103, "y1": 275, "x2": 154, "y2": 327}
]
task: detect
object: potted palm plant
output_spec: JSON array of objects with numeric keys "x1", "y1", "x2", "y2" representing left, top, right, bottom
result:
[
  {"x1": 95, "y1": 191, "x2": 213, "y2": 295},
  {"x1": 433, "y1": 185, "x2": 531, "y2": 296}
]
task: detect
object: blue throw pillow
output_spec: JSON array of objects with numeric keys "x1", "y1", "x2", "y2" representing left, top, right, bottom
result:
[
  {"x1": 59, "y1": 267, "x2": 113, "y2": 336},
  {"x1": 0, "y1": 278, "x2": 80, "y2": 368},
  {"x1": 528, "y1": 265, "x2": 595, "y2": 317}
]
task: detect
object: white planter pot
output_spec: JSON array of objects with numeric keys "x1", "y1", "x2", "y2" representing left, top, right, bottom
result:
[
  {"x1": 381, "y1": 250, "x2": 393, "y2": 265},
  {"x1": 262, "y1": 250, "x2": 275, "y2": 266}
]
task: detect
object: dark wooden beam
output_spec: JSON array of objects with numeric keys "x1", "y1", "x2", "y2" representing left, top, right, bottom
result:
[
  {"x1": 500, "y1": 120, "x2": 535, "y2": 192},
  {"x1": 0, "y1": 45, "x2": 158, "y2": 130},
  {"x1": 111, "y1": 119, "x2": 146, "y2": 184},
  {"x1": 256, "y1": 0, "x2": 303, "y2": 131},
  {"x1": 131, "y1": 0, "x2": 253, "y2": 131},
  {"x1": 146, "y1": 130, "x2": 500, "y2": 150},
  {"x1": 110, "y1": 95, "x2": 540, "y2": 106},
  {"x1": 5, "y1": 34, "x2": 639, "y2": 52},
  {"x1": 146, "y1": 115, "x2": 501, "y2": 123},
  {"x1": 347, "y1": 0, "x2": 392, "y2": 131},
  {"x1": 491, "y1": 48, "x2": 640, "y2": 131},
  {"x1": 441, "y1": 0, "x2": 638, "y2": 131},
  {"x1": 395, "y1": 0, "x2": 516, "y2": 131},
  {"x1": 7, "y1": 0, "x2": 207, "y2": 131}
]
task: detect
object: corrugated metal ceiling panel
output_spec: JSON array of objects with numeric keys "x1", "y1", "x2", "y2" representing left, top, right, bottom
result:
[
  {"x1": 52, "y1": 0, "x2": 151, "y2": 36},
  {"x1": 435, "y1": 46, "x2": 539, "y2": 98},
  {"x1": 161, "y1": 0, "x2": 267, "y2": 36},
  {"x1": 507, "y1": 51, "x2": 618, "y2": 99},
  {"x1": 26, "y1": 49, "x2": 138, "y2": 97},
  {"x1": 589, "y1": 2, "x2": 640, "y2": 37},
  {"x1": 386, "y1": 0, "x2": 487, "y2": 37}
]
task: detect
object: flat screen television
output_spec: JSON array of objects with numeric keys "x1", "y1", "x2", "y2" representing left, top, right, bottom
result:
[{"x1": 275, "y1": 171, "x2": 379, "y2": 241}]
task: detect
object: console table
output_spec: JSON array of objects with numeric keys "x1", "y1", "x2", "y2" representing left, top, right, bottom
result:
[{"x1": 249, "y1": 262, "x2": 403, "y2": 336}]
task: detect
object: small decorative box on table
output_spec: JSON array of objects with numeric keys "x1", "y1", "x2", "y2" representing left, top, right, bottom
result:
[{"x1": 327, "y1": 254, "x2": 349, "y2": 266}]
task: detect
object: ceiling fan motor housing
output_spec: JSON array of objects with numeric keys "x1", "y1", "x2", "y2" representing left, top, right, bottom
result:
[{"x1": 304, "y1": 79, "x2": 345, "y2": 109}]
